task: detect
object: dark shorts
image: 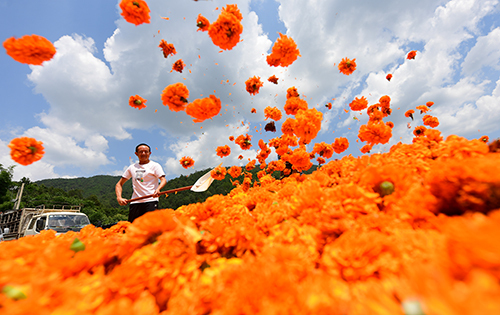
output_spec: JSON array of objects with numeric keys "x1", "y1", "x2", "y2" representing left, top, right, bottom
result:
[{"x1": 128, "y1": 201, "x2": 158, "y2": 223}]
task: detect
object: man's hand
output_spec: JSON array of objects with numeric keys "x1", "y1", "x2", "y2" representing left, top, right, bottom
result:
[
  {"x1": 152, "y1": 188, "x2": 162, "y2": 198},
  {"x1": 117, "y1": 197, "x2": 128, "y2": 206}
]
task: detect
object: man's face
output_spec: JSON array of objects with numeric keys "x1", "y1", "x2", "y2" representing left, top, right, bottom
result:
[{"x1": 135, "y1": 145, "x2": 151, "y2": 163}]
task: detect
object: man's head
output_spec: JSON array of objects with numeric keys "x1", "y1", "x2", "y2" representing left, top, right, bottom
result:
[{"x1": 135, "y1": 143, "x2": 151, "y2": 164}]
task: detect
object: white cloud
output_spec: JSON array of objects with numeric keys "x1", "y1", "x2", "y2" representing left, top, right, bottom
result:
[{"x1": 462, "y1": 27, "x2": 500, "y2": 75}]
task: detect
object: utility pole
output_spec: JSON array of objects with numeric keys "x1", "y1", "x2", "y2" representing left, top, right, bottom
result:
[{"x1": 13, "y1": 182, "x2": 25, "y2": 210}]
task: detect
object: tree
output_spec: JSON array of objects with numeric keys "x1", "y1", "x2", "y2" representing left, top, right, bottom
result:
[{"x1": 0, "y1": 164, "x2": 14, "y2": 211}]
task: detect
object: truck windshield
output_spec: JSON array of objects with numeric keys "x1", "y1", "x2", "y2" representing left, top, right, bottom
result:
[{"x1": 47, "y1": 214, "x2": 90, "y2": 232}]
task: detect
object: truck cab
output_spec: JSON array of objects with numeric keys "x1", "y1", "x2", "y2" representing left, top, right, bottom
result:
[{"x1": 24, "y1": 212, "x2": 91, "y2": 236}]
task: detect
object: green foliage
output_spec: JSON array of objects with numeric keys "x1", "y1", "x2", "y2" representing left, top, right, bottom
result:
[{"x1": 0, "y1": 164, "x2": 15, "y2": 211}]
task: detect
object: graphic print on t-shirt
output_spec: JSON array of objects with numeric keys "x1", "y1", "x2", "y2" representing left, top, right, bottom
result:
[{"x1": 135, "y1": 169, "x2": 146, "y2": 182}]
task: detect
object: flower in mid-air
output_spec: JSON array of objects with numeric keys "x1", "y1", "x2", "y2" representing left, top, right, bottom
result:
[
  {"x1": 235, "y1": 134, "x2": 252, "y2": 150},
  {"x1": 171, "y1": 59, "x2": 185, "y2": 73},
  {"x1": 245, "y1": 76, "x2": 264, "y2": 95},
  {"x1": 119, "y1": 0, "x2": 150, "y2": 26},
  {"x1": 179, "y1": 156, "x2": 195, "y2": 169},
  {"x1": 196, "y1": 14, "x2": 210, "y2": 32},
  {"x1": 8, "y1": 137, "x2": 45, "y2": 166},
  {"x1": 386, "y1": 74, "x2": 392, "y2": 81},
  {"x1": 208, "y1": 4, "x2": 243, "y2": 50},
  {"x1": 128, "y1": 95, "x2": 147, "y2": 110},
  {"x1": 211, "y1": 166, "x2": 227, "y2": 180},
  {"x1": 268, "y1": 75, "x2": 279, "y2": 84},
  {"x1": 186, "y1": 95, "x2": 221, "y2": 123},
  {"x1": 264, "y1": 107, "x2": 282, "y2": 121},
  {"x1": 338, "y1": 57, "x2": 356, "y2": 75},
  {"x1": 407, "y1": 50, "x2": 417, "y2": 60},
  {"x1": 216, "y1": 145, "x2": 231, "y2": 158},
  {"x1": 405, "y1": 110, "x2": 415, "y2": 120},
  {"x1": 3, "y1": 35, "x2": 56, "y2": 65},
  {"x1": 349, "y1": 96, "x2": 368, "y2": 111},
  {"x1": 159, "y1": 40, "x2": 176, "y2": 58},
  {"x1": 161, "y1": 83, "x2": 189, "y2": 112},
  {"x1": 266, "y1": 33, "x2": 300, "y2": 67}
]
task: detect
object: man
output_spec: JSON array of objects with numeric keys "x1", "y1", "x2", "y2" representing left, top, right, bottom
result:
[{"x1": 116, "y1": 143, "x2": 167, "y2": 222}]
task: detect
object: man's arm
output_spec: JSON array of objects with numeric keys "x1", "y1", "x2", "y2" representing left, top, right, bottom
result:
[
  {"x1": 115, "y1": 177, "x2": 129, "y2": 206},
  {"x1": 154, "y1": 176, "x2": 167, "y2": 196}
]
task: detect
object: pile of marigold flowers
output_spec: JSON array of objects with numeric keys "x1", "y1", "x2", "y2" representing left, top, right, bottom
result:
[{"x1": 2, "y1": 131, "x2": 500, "y2": 314}]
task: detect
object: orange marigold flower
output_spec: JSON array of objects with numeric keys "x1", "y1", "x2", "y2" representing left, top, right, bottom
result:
[
  {"x1": 358, "y1": 121, "x2": 393, "y2": 146},
  {"x1": 245, "y1": 159, "x2": 256, "y2": 171},
  {"x1": 381, "y1": 107, "x2": 392, "y2": 117},
  {"x1": 281, "y1": 118, "x2": 296, "y2": 136},
  {"x1": 207, "y1": 5, "x2": 243, "y2": 50},
  {"x1": 317, "y1": 157, "x2": 326, "y2": 165},
  {"x1": 265, "y1": 121, "x2": 276, "y2": 132},
  {"x1": 235, "y1": 134, "x2": 252, "y2": 150},
  {"x1": 426, "y1": 101, "x2": 434, "y2": 107},
  {"x1": 312, "y1": 142, "x2": 334, "y2": 159},
  {"x1": 245, "y1": 76, "x2": 264, "y2": 95},
  {"x1": 158, "y1": 40, "x2": 176, "y2": 58},
  {"x1": 229, "y1": 136, "x2": 235, "y2": 141},
  {"x1": 211, "y1": 166, "x2": 227, "y2": 180},
  {"x1": 333, "y1": 137, "x2": 349, "y2": 154},
  {"x1": 227, "y1": 166, "x2": 242, "y2": 179},
  {"x1": 238, "y1": 154, "x2": 244, "y2": 160},
  {"x1": 416, "y1": 105, "x2": 429, "y2": 114},
  {"x1": 289, "y1": 146, "x2": 312, "y2": 172},
  {"x1": 423, "y1": 115, "x2": 439, "y2": 128},
  {"x1": 216, "y1": 145, "x2": 231, "y2": 158},
  {"x1": 360, "y1": 144, "x2": 372, "y2": 154},
  {"x1": 268, "y1": 75, "x2": 279, "y2": 84},
  {"x1": 8, "y1": 137, "x2": 45, "y2": 166},
  {"x1": 179, "y1": 156, "x2": 194, "y2": 169},
  {"x1": 196, "y1": 14, "x2": 210, "y2": 32},
  {"x1": 407, "y1": 50, "x2": 417, "y2": 60},
  {"x1": 128, "y1": 95, "x2": 147, "y2": 110},
  {"x1": 251, "y1": 108, "x2": 256, "y2": 113},
  {"x1": 186, "y1": 95, "x2": 221, "y2": 123},
  {"x1": 294, "y1": 108, "x2": 323, "y2": 145},
  {"x1": 266, "y1": 33, "x2": 301, "y2": 67},
  {"x1": 161, "y1": 82, "x2": 189, "y2": 112},
  {"x1": 386, "y1": 121, "x2": 394, "y2": 128},
  {"x1": 368, "y1": 108, "x2": 384, "y2": 123},
  {"x1": 386, "y1": 74, "x2": 392, "y2": 81},
  {"x1": 284, "y1": 97, "x2": 308, "y2": 115},
  {"x1": 325, "y1": 102, "x2": 332, "y2": 110},
  {"x1": 222, "y1": 4, "x2": 243, "y2": 21},
  {"x1": 424, "y1": 129, "x2": 443, "y2": 142},
  {"x1": 171, "y1": 59, "x2": 185, "y2": 73},
  {"x1": 286, "y1": 86, "x2": 299, "y2": 99},
  {"x1": 338, "y1": 57, "x2": 357, "y2": 75},
  {"x1": 480, "y1": 135, "x2": 489, "y2": 143},
  {"x1": 413, "y1": 125, "x2": 427, "y2": 137},
  {"x1": 349, "y1": 96, "x2": 368, "y2": 111},
  {"x1": 264, "y1": 106, "x2": 282, "y2": 121},
  {"x1": 379, "y1": 95, "x2": 391, "y2": 108},
  {"x1": 3, "y1": 35, "x2": 56, "y2": 65},
  {"x1": 405, "y1": 109, "x2": 415, "y2": 120},
  {"x1": 119, "y1": 0, "x2": 151, "y2": 26},
  {"x1": 267, "y1": 160, "x2": 286, "y2": 173}
]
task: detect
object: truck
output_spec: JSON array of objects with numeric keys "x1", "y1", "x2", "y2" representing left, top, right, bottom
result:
[{"x1": 0, "y1": 205, "x2": 91, "y2": 242}]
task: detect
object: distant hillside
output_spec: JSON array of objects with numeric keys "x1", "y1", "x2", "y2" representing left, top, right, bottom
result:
[
  {"x1": 35, "y1": 165, "x2": 318, "y2": 212},
  {"x1": 36, "y1": 175, "x2": 133, "y2": 208}
]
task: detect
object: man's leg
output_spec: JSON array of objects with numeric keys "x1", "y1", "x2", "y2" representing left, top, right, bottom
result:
[{"x1": 128, "y1": 201, "x2": 159, "y2": 223}]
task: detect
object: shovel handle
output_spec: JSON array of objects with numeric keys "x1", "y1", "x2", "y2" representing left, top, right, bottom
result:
[{"x1": 126, "y1": 185, "x2": 193, "y2": 204}]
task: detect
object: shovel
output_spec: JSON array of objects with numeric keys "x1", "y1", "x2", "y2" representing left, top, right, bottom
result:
[{"x1": 126, "y1": 168, "x2": 215, "y2": 204}]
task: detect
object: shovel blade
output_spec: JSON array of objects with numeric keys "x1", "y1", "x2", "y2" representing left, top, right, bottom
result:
[{"x1": 190, "y1": 170, "x2": 214, "y2": 192}]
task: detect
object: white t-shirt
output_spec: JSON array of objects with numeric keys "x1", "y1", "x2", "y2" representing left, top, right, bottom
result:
[{"x1": 122, "y1": 161, "x2": 165, "y2": 204}]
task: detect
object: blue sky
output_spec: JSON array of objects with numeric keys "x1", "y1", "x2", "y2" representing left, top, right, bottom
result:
[{"x1": 1, "y1": 0, "x2": 500, "y2": 182}]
